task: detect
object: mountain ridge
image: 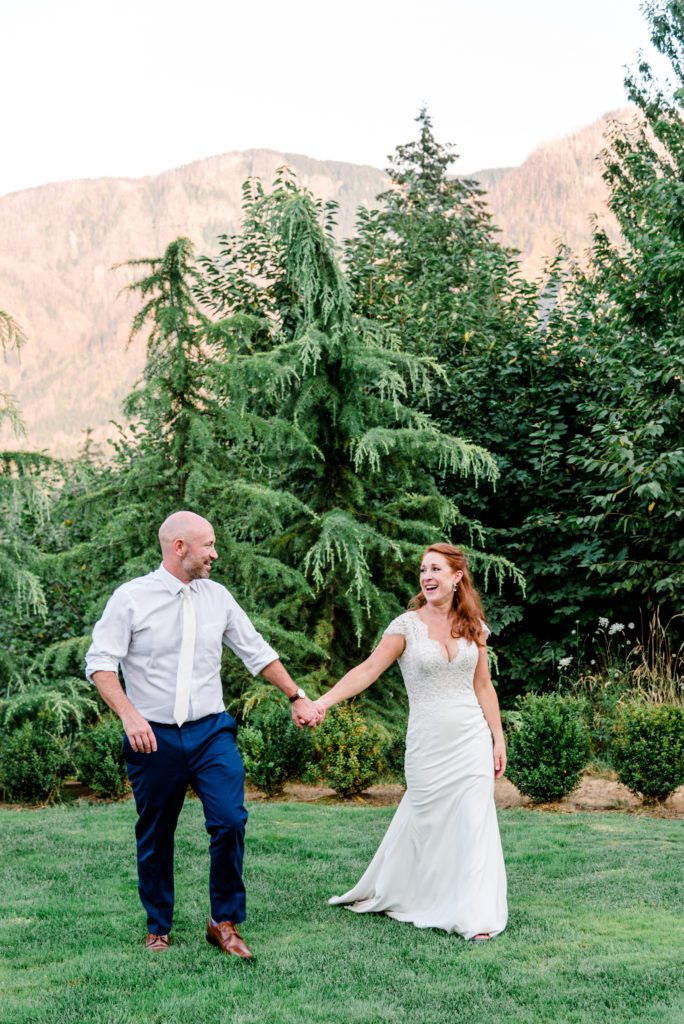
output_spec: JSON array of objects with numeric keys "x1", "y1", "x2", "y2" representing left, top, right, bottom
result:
[{"x1": 1, "y1": 111, "x2": 631, "y2": 455}]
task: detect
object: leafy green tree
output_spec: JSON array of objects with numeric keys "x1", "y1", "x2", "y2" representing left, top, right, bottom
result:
[
  {"x1": 345, "y1": 94, "x2": 684, "y2": 692},
  {"x1": 565, "y1": 0, "x2": 684, "y2": 610}
]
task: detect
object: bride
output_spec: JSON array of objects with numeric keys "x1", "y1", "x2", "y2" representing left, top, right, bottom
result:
[{"x1": 315, "y1": 543, "x2": 508, "y2": 940}]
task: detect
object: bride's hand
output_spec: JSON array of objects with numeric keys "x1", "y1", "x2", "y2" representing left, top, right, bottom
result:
[
  {"x1": 313, "y1": 697, "x2": 329, "y2": 723},
  {"x1": 493, "y1": 738, "x2": 506, "y2": 779}
]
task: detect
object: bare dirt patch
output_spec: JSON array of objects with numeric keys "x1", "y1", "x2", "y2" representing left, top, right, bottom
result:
[
  {"x1": 4, "y1": 773, "x2": 682, "y2": 818},
  {"x1": 246, "y1": 773, "x2": 684, "y2": 818},
  {"x1": 494, "y1": 773, "x2": 684, "y2": 818}
]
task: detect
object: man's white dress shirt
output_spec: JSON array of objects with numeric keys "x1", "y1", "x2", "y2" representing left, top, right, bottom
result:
[{"x1": 85, "y1": 564, "x2": 279, "y2": 724}]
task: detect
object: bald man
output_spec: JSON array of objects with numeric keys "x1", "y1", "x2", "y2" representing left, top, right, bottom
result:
[{"x1": 86, "y1": 511, "x2": 322, "y2": 959}]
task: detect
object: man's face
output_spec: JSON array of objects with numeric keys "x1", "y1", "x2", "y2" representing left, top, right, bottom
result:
[{"x1": 179, "y1": 525, "x2": 218, "y2": 580}]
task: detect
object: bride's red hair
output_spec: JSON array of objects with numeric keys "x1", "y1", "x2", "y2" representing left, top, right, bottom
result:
[{"x1": 408, "y1": 543, "x2": 489, "y2": 645}]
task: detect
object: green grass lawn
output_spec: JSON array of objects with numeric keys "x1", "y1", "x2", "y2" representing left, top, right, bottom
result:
[{"x1": 1, "y1": 799, "x2": 683, "y2": 1024}]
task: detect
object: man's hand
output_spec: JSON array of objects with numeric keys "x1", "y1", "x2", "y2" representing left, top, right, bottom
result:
[
  {"x1": 122, "y1": 708, "x2": 158, "y2": 753},
  {"x1": 91, "y1": 671, "x2": 158, "y2": 754},
  {"x1": 259, "y1": 661, "x2": 325, "y2": 728},
  {"x1": 291, "y1": 696, "x2": 325, "y2": 729}
]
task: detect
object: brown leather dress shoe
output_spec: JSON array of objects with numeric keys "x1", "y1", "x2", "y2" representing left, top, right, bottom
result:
[
  {"x1": 206, "y1": 919, "x2": 254, "y2": 960},
  {"x1": 145, "y1": 933, "x2": 170, "y2": 951}
]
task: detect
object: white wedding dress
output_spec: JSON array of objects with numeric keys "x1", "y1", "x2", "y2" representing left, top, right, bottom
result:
[{"x1": 329, "y1": 611, "x2": 508, "y2": 939}]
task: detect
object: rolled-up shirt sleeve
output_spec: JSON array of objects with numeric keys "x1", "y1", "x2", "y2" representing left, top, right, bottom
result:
[
  {"x1": 85, "y1": 587, "x2": 133, "y2": 682},
  {"x1": 223, "y1": 594, "x2": 279, "y2": 676}
]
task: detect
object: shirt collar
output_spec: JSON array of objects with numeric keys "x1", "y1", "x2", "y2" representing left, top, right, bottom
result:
[{"x1": 155, "y1": 563, "x2": 199, "y2": 595}]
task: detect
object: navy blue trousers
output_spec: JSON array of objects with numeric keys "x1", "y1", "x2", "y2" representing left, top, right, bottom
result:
[{"x1": 123, "y1": 711, "x2": 247, "y2": 935}]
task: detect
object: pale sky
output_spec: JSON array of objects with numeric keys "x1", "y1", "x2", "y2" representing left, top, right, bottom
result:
[{"x1": 0, "y1": 0, "x2": 666, "y2": 198}]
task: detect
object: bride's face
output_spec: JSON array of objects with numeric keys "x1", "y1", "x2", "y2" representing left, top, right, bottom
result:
[{"x1": 419, "y1": 552, "x2": 461, "y2": 607}]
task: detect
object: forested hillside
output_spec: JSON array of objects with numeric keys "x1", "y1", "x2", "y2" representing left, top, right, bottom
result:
[{"x1": 475, "y1": 111, "x2": 624, "y2": 276}]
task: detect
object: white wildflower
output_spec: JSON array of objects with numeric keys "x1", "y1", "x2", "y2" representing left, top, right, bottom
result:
[
  {"x1": 590, "y1": 659, "x2": 596, "y2": 665},
  {"x1": 558, "y1": 657, "x2": 573, "y2": 669},
  {"x1": 628, "y1": 622, "x2": 635, "y2": 630},
  {"x1": 571, "y1": 629, "x2": 576, "y2": 635},
  {"x1": 598, "y1": 617, "x2": 609, "y2": 629},
  {"x1": 608, "y1": 622, "x2": 625, "y2": 635}
]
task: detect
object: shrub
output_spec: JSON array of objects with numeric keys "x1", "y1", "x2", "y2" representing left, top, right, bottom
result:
[
  {"x1": 75, "y1": 715, "x2": 129, "y2": 799},
  {"x1": 238, "y1": 702, "x2": 313, "y2": 797},
  {"x1": 507, "y1": 693, "x2": 590, "y2": 803},
  {"x1": 572, "y1": 683, "x2": 628, "y2": 765},
  {"x1": 0, "y1": 718, "x2": 70, "y2": 803},
  {"x1": 378, "y1": 726, "x2": 406, "y2": 786},
  {"x1": 611, "y1": 702, "x2": 684, "y2": 803},
  {"x1": 315, "y1": 703, "x2": 385, "y2": 798}
]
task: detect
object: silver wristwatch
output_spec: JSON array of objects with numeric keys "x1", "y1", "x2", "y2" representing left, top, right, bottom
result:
[{"x1": 288, "y1": 687, "x2": 307, "y2": 704}]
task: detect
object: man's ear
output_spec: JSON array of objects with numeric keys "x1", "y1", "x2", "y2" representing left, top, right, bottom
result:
[{"x1": 173, "y1": 538, "x2": 186, "y2": 556}]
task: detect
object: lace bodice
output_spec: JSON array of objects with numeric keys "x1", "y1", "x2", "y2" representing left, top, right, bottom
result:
[{"x1": 384, "y1": 611, "x2": 486, "y2": 708}]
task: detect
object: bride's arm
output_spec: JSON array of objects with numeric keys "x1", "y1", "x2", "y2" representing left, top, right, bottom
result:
[
  {"x1": 473, "y1": 637, "x2": 507, "y2": 779},
  {"x1": 316, "y1": 634, "x2": 405, "y2": 711}
]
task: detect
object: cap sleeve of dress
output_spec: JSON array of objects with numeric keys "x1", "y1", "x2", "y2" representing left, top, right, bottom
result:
[
  {"x1": 479, "y1": 618, "x2": 491, "y2": 640},
  {"x1": 383, "y1": 613, "x2": 410, "y2": 637}
]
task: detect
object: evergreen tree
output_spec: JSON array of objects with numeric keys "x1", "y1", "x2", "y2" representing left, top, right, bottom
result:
[
  {"x1": 33, "y1": 235, "x2": 323, "y2": 695},
  {"x1": 28, "y1": 174, "x2": 521, "y2": 718},
  {"x1": 345, "y1": 113, "x2": 596, "y2": 691},
  {"x1": 0, "y1": 311, "x2": 63, "y2": 715},
  {"x1": 199, "y1": 172, "x2": 522, "y2": 694},
  {"x1": 346, "y1": 108, "x2": 530, "y2": 366},
  {"x1": 0, "y1": 311, "x2": 49, "y2": 621},
  {"x1": 0, "y1": 310, "x2": 26, "y2": 437},
  {"x1": 24, "y1": 237, "x2": 224, "y2": 660}
]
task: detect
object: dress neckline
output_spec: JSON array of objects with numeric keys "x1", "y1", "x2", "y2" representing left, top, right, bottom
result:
[{"x1": 409, "y1": 611, "x2": 467, "y2": 664}]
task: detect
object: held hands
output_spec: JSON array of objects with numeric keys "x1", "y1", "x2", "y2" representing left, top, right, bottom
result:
[
  {"x1": 493, "y1": 737, "x2": 506, "y2": 780},
  {"x1": 291, "y1": 696, "x2": 326, "y2": 729},
  {"x1": 313, "y1": 697, "x2": 330, "y2": 722}
]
